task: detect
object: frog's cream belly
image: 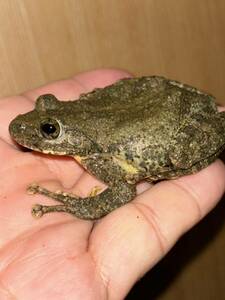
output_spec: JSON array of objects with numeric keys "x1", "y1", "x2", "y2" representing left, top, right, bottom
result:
[
  {"x1": 74, "y1": 154, "x2": 139, "y2": 174},
  {"x1": 112, "y1": 156, "x2": 139, "y2": 175},
  {"x1": 74, "y1": 154, "x2": 141, "y2": 184}
]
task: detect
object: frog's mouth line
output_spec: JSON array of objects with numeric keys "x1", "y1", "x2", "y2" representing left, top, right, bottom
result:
[{"x1": 13, "y1": 137, "x2": 69, "y2": 156}]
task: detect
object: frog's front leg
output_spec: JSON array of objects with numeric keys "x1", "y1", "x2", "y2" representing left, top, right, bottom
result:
[{"x1": 28, "y1": 181, "x2": 136, "y2": 220}]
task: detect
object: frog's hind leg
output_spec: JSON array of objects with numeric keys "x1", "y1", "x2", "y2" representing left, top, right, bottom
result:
[{"x1": 27, "y1": 182, "x2": 136, "y2": 220}]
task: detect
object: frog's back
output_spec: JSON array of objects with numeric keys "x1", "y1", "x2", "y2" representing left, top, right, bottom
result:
[
  {"x1": 77, "y1": 76, "x2": 217, "y2": 147},
  {"x1": 79, "y1": 76, "x2": 216, "y2": 112}
]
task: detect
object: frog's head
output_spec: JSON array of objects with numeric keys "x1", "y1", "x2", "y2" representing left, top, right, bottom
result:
[{"x1": 9, "y1": 94, "x2": 102, "y2": 156}]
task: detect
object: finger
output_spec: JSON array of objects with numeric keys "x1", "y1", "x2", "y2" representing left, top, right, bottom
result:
[
  {"x1": 90, "y1": 160, "x2": 225, "y2": 299},
  {"x1": 24, "y1": 68, "x2": 132, "y2": 100},
  {"x1": 218, "y1": 106, "x2": 225, "y2": 112}
]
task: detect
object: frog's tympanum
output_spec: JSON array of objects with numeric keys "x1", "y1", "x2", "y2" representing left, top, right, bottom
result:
[{"x1": 9, "y1": 76, "x2": 225, "y2": 220}]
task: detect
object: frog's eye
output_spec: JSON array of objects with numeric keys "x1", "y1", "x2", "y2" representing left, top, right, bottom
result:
[{"x1": 40, "y1": 119, "x2": 60, "y2": 139}]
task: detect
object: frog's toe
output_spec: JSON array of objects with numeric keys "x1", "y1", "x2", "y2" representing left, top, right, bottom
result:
[
  {"x1": 31, "y1": 204, "x2": 44, "y2": 218},
  {"x1": 31, "y1": 203, "x2": 78, "y2": 218},
  {"x1": 27, "y1": 183, "x2": 40, "y2": 194}
]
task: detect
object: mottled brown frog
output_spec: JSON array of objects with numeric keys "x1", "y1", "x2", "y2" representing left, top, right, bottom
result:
[{"x1": 9, "y1": 76, "x2": 225, "y2": 220}]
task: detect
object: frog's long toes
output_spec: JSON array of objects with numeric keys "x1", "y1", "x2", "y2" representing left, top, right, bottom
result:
[{"x1": 31, "y1": 204, "x2": 44, "y2": 218}]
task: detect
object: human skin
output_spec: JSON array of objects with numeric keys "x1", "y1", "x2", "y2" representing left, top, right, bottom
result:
[{"x1": 0, "y1": 69, "x2": 225, "y2": 300}]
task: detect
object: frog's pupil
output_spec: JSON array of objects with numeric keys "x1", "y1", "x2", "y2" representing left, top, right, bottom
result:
[{"x1": 41, "y1": 123, "x2": 56, "y2": 135}]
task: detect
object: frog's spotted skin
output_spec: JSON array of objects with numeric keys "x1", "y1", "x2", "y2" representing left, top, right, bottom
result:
[{"x1": 9, "y1": 76, "x2": 225, "y2": 220}]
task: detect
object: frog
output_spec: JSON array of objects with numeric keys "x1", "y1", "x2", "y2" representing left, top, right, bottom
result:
[{"x1": 9, "y1": 76, "x2": 225, "y2": 220}]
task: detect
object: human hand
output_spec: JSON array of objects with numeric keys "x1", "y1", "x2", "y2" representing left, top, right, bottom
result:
[{"x1": 0, "y1": 69, "x2": 225, "y2": 300}]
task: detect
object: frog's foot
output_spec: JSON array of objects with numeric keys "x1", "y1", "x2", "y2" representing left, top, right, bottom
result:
[
  {"x1": 28, "y1": 183, "x2": 91, "y2": 219},
  {"x1": 27, "y1": 182, "x2": 136, "y2": 220},
  {"x1": 27, "y1": 183, "x2": 41, "y2": 195}
]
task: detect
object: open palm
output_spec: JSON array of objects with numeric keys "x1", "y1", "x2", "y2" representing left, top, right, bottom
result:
[{"x1": 0, "y1": 69, "x2": 225, "y2": 300}]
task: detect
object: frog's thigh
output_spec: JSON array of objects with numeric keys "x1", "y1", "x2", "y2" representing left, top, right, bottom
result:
[{"x1": 169, "y1": 125, "x2": 204, "y2": 169}]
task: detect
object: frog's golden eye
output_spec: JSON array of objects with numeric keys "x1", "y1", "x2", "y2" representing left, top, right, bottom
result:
[{"x1": 40, "y1": 119, "x2": 60, "y2": 139}]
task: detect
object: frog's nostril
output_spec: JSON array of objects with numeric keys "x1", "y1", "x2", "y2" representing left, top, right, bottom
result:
[{"x1": 19, "y1": 123, "x2": 26, "y2": 130}]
